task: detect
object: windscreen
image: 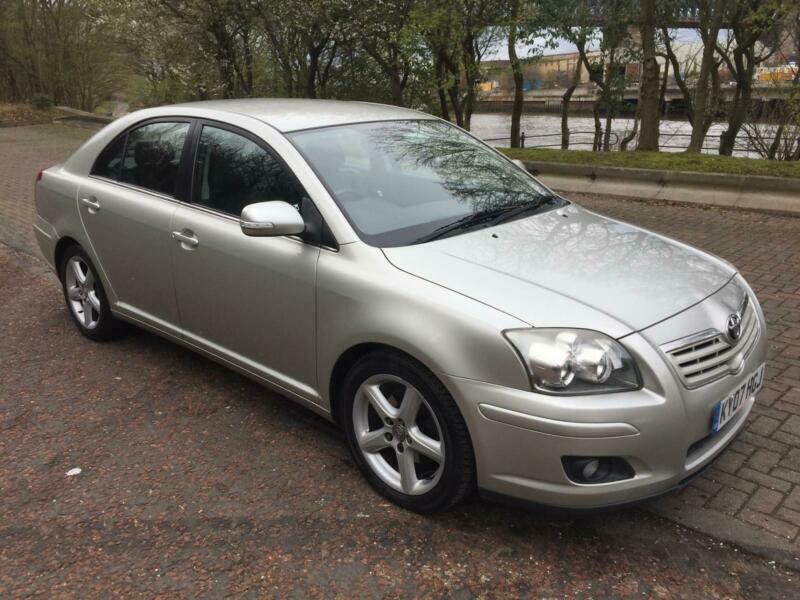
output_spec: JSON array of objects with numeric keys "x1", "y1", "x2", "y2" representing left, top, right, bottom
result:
[{"x1": 289, "y1": 120, "x2": 559, "y2": 247}]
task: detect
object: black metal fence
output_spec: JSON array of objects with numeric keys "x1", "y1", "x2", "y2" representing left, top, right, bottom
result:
[
  {"x1": 482, "y1": 130, "x2": 620, "y2": 150},
  {"x1": 483, "y1": 129, "x2": 757, "y2": 156}
]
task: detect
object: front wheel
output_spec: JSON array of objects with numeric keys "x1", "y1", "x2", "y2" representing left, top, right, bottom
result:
[{"x1": 340, "y1": 351, "x2": 475, "y2": 513}]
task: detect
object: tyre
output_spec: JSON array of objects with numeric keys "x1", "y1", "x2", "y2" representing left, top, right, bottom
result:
[
  {"x1": 339, "y1": 350, "x2": 475, "y2": 513},
  {"x1": 59, "y1": 245, "x2": 123, "y2": 341}
]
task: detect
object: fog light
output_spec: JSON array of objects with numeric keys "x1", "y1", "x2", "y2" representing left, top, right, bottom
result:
[
  {"x1": 562, "y1": 456, "x2": 635, "y2": 484},
  {"x1": 582, "y1": 459, "x2": 601, "y2": 480}
]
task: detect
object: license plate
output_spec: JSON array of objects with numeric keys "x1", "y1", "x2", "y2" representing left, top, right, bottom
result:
[{"x1": 711, "y1": 363, "x2": 765, "y2": 434}]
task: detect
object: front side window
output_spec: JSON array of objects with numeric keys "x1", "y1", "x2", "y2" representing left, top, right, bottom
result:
[
  {"x1": 192, "y1": 125, "x2": 302, "y2": 216},
  {"x1": 118, "y1": 122, "x2": 190, "y2": 196},
  {"x1": 289, "y1": 120, "x2": 563, "y2": 247}
]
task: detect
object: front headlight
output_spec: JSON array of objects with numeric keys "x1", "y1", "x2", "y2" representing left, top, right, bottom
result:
[{"x1": 504, "y1": 329, "x2": 641, "y2": 395}]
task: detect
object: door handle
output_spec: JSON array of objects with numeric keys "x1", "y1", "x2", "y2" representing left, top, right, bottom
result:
[
  {"x1": 172, "y1": 230, "x2": 199, "y2": 249},
  {"x1": 80, "y1": 197, "x2": 100, "y2": 213}
]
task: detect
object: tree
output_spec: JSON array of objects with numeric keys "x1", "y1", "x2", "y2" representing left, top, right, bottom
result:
[
  {"x1": 540, "y1": 0, "x2": 594, "y2": 149},
  {"x1": 506, "y1": 0, "x2": 524, "y2": 147},
  {"x1": 716, "y1": 0, "x2": 789, "y2": 156},
  {"x1": 354, "y1": 0, "x2": 424, "y2": 107},
  {"x1": 659, "y1": 0, "x2": 729, "y2": 153},
  {"x1": 0, "y1": 0, "x2": 128, "y2": 110},
  {"x1": 578, "y1": 0, "x2": 636, "y2": 151},
  {"x1": 255, "y1": 0, "x2": 347, "y2": 99},
  {"x1": 415, "y1": 0, "x2": 463, "y2": 123},
  {"x1": 504, "y1": 0, "x2": 547, "y2": 147},
  {"x1": 152, "y1": 0, "x2": 259, "y2": 99},
  {"x1": 459, "y1": 0, "x2": 504, "y2": 130},
  {"x1": 637, "y1": 0, "x2": 661, "y2": 151}
]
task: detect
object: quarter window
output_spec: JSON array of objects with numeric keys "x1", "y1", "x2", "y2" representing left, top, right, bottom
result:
[
  {"x1": 118, "y1": 122, "x2": 190, "y2": 196},
  {"x1": 192, "y1": 126, "x2": 302, "y2": 216},
  {"x1": 91, "y1": 135, "x2": 126, "y2": 180}
]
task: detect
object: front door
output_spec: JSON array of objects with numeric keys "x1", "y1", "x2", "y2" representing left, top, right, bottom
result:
[
  {"x1": 78, "y1": 120, "x2": 191, "y2": 332},
  {"x1": 170, "y1": 123, "x2": 320, "y2": 401}
]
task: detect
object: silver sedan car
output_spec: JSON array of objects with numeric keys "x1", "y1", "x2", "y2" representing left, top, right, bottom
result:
[{"x1": 34, "y1": 100, "x2": 767, "y2": 513}]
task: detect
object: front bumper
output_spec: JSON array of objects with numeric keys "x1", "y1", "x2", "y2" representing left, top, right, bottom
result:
[{"x1": 441, "y1": 292, "x2": 768, "y2": 510}]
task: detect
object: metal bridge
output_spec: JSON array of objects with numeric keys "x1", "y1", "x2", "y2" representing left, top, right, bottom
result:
[{"x1": 584, "y1": 2, "x2": 717, "y2": 28}]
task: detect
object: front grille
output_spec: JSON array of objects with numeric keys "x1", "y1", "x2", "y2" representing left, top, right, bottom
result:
[{"x1": 663, "y1": 298, "x2": 759, "y2": 389}]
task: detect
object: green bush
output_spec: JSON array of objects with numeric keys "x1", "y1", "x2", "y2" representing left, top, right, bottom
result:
[{"x1": 31, "y1": 93, "x2": 54, "y2": 111}]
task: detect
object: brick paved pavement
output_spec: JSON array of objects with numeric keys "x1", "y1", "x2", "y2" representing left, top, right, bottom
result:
[
  {"x1": 4, "y1": 245, "x2": 796, "y2": 597},
  {"x1": 2, "y1": 124, "x2": 800, "y2": 559},
  {"x1": 0, "y1": 124, "x2": 91, "y2": 257},
  {"x1": 567, "y1": 195, "x2": 800, "y2": 552}
]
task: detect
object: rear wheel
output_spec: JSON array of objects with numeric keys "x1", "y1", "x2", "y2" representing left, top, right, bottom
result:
[
  {"x1": 340, "y1": 351, "x2": 475, "y2": 513},
  {"x1": 59, "y1": 245, "x2": 123, "y2": 341}
]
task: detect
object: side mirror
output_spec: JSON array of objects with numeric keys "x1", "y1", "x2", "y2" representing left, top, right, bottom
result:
[
  {"x1": 511, "y1": 159, "x2": 527, "y2": 171},
  {"x1": 240, "y1": 201, "x2": 305, "y2": 237}
]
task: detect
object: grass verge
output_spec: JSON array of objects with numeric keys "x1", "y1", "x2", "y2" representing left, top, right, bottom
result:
[{"x1": 500, "y1": 147, "x2": 800, "y2": 180}]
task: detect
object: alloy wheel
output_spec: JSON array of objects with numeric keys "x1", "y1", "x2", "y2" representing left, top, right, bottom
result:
[
  {"x1": 353, "y1": 374, "x2": 445, "y2": 495},
  {"x1": 64, "y1": 255, "x2": 101, "y2": 330}
]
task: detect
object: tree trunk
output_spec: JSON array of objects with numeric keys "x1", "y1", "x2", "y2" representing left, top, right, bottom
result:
[
  {"x1": 659, "y1": 54, "x2": 669, "y2": 118},
  {"x1": 768, "y1": 124, "x2": 784, "y2": 160},
  {"x1": 637, "y1": 0, "x2": 660, "y2": 151},
  {"x1": 621, "y1": 80, "x2": 641, "y2": 151},
  {"x1": 561, "y1": 44, "x2": 584, "y2": 150},
  {"x1": 438, "y1": 87, "x2": 450, "y2": 121},
  {"x1": 719, "y1": 49, "x2": 753, "y2": 156},
  {"x1": 719, "y1": 86, "x2": 750, "y2": 155},
  {"x1": 306, "y1": 43, "x2": 320, "y2": 99},
  {"x1": 508, "y1": 0, "x2": 524, "y2": 148},
  {"x1": 578, "y1": 44, "x2": 608, "y2": 152},
  {"x1": 592, "y1": 102, "x2": 603, "y2": 151},
  {"x1": 662, "y1": 28, "x2": 694, "y2": 123},
  {"x1": 688, "y1": 0, "x2": 725, "y2": 153},
  {"x1": 390, "y1": 73, "x2": 405, "y2": 106},
  {"x1": 462, "y1": 31, "x2": 477, "y2": 131},
  {"x1": 444, "y1": 57, "x2": 464, "y2": 127},
  {"x1": 434, "y1": 53, "x2": 451, "y2": 121},
  {"x1": 603, "y1": 108, "x2": 613, "y2": 151}
]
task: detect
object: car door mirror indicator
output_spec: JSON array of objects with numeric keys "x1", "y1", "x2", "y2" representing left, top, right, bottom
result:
[{"x1": 240, "y1": 201, "x2": 305, "y2": 237}]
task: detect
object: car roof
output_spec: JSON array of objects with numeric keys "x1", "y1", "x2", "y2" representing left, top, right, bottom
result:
[{"x1": 170, "y1": 99, "x2": 435, "y2": 133}]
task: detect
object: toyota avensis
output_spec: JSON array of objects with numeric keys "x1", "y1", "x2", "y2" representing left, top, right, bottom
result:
[{"x1": 34, "y1": 100, "x2": 767, "y2": 513}]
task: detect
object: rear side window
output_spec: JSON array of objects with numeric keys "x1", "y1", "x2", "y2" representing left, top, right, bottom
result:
[
  {"x1": 119, "y1": 122, "x2": 190, "y2": 196},
  {"x1": 91, "y1": 135, "x2": 126, "y2": 180},
  {"x1": 191, "y1": 125, "x2": 302, "y2": 216}
]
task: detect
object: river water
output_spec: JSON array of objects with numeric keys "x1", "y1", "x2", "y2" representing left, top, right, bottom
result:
[{"x1": 471, "y1": 113, "x2": 755, "y2": 157}]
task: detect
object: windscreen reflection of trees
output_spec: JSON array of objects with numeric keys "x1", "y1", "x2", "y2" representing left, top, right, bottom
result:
[{"x1": 373, "y1": 121, "x2": 549, "y2": 215}]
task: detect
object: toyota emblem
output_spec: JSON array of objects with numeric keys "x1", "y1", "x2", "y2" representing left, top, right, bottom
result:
[{"x1": 726, "y1": 312, "x2": 742, "y2": 342}]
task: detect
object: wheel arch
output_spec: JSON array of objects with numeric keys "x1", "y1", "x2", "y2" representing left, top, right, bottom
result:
[
  {"x1": 54, "y1": 236, "x2": 81, "y2": 281},
  {"x1": 328, "y1": 342, "x2": 440, "y2": 428}
]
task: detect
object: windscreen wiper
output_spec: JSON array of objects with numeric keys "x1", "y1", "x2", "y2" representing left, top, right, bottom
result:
[
  {"x1": 488, "y1": 194, "x2": 562, "y2": 227},
  {"x1": 413, "y1": 207, "x2": 510, "y2": 244},
  {"x1": 413, "y1": 195, "x2": 562, "y2": 245}
]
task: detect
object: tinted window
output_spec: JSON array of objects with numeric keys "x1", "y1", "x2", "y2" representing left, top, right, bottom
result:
[
  {"x1": 91, "y1": 135, "x2": 126, "y2": 180},
  {"x1": 119, "y1": 122, "x2": 189, "y2": 196},
  {"x1": 192, "y1": 126, "x2": 302, "y2": 216}
]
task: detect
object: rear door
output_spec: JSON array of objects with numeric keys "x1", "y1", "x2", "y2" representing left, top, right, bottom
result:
[
  {"x1": 170, "y1": 122, "x2": 321, "y2": 400},
  {"x1": 78, "y1": 119, "x2": 192, "y2": 333}
]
